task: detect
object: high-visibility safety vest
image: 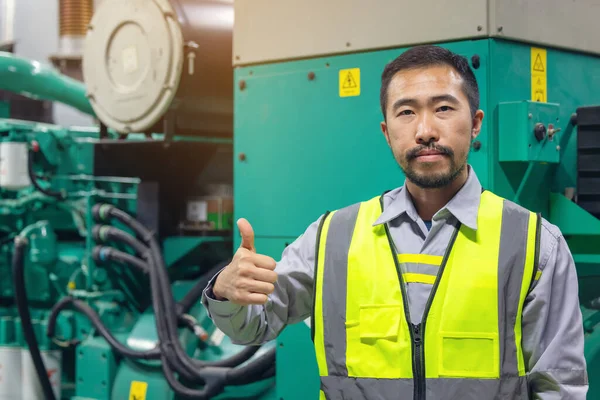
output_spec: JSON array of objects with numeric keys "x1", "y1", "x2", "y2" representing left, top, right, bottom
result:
[{"x1": 311, "y1": 190, "x2": 541, "y2": 400}]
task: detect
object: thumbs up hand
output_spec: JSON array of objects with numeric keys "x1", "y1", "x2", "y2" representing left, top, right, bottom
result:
[{"x1": 212, "y1": 218, "x2": 278, "y2": 305}]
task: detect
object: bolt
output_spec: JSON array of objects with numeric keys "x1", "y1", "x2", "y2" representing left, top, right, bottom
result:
[
  {"x1": 473, "y1": 141, "x2": 481, "y2": 151},
  {"x1": 570, "y1": 113, "x2": 578, "y2": 126},
  {"x1": 556, "y1": 145, "x2": 561, "y2": 151},
  {"x1": 308, "y1": 72, "x2": 315, "y2": 81},
  {"x1": 477, "y1": 25, "x2": 483, "y2": 31},
  {"x1": 238, "y1": 153, "x2": 246, "y2": 161},
  {"x1": 497, "y1": 26, "x2": 503, "y2": 32},
  {"x1": 528, "y1": 113, "x2": 533, "y2": 119},
  {"x1": 346, "y1": 42, "x2": 351, "y2": 47},
  {"x1": 239, "y1": 80, "x2": 246, "y2": 91},
  {"x1": 471, "y1": 55, "x2": 480, "y2": 69}
]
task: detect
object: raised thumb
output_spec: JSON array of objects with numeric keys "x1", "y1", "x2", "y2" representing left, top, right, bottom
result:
[{"x1": 237, "y1": 218, "x2": 255, "y2": 252}]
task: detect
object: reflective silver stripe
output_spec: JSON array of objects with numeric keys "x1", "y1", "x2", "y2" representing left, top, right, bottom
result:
[
  {"x1": 321, "y1": 376, "x2": 528, "y2": 399},
  {"x1": 321, "y1": 203, "x2": 360, "y2": 376},
  {"x1": 400, "y1": 262, "x2": 439, "y2": 277},
  {"x1": 425, "y1": 376, "x2": 529, "y2": 400},
  {"x1": 321, "y1": 376, "x2": 414, "y2": 399},
  {"x1": 498, "y1": 200, "x2": 531, "y2": 375}
]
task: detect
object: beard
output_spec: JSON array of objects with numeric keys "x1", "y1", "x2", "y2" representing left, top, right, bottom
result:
[{"x1": 394, "y1": 144, "x2": 467, "y2": 189}]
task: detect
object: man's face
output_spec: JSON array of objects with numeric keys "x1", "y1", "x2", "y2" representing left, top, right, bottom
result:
[{"x1": 380, "y1": 65, "x2": 483, "y2": 189}]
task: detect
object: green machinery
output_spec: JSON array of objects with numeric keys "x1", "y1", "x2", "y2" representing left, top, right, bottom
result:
[
  {"x1": 0, "y1": 0, "x2": 278, "y2": 398},
  {"x1": 3, "y1": 0, "x2": 600, "y2": 399}
]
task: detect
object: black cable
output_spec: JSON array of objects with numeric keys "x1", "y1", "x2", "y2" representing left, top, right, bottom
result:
[
  {"x1": 92, "y1": 226, "x2": 147, "y2": 256},
  {"x1": 225, "y1": 347, "x2": 276, "y2": 386},
  {"x1": 47, "y1": 297, "x2": 160, "y2": 360},
  {"x1": 177, "y1": 259, "x2": 230, "y2": 314},
  {"x1": 91, "y1": 224, "x2": 193, "y2": 378},
  {"x1": 91, "y1": 205, "x2": 276, "y2": 392},
  {"x1": 12, "y1": 236, "x2": 57, "y2": 400},
  {"x1": 161, "y1": 355, "x2": 227, "y2": 400},
  {"x1": 27, "y1": 149, "x2": 64, "y2": 199},
  {"x1": 92, "y1": 245, "x2": 148, "y2": 273},
  {"x1": 94, "y1": 205, "x2": 212, "y2": 379}
]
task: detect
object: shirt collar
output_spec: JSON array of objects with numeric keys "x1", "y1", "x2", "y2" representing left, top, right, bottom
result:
[{"x1": 372, "y1": 165, "x2": 482, "y2": 230}]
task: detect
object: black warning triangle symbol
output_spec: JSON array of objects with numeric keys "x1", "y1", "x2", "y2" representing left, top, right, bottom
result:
[
  {"x1": 343, "y1": 71, "x2": 357, "y2": 89},
  {"x1": 533, "y1": 54, "x2": 545, "y2": 72}
]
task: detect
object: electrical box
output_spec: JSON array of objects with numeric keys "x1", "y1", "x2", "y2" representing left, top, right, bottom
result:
[{"x1": 498, "y1": 101, "x2": 561, "y2": 164}]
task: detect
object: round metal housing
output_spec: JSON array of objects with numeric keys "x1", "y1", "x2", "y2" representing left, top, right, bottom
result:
[{"x1": 82, "y1": 0, "x2": 234, "y2": 136}]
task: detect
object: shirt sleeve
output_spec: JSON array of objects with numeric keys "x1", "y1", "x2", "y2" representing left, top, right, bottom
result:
[
  {"x1": 522, "y1": 219, "x2": 589, "y2": 399},
  {"x1": 201, "y1": 216, "x2": 322, "y2": 345}
]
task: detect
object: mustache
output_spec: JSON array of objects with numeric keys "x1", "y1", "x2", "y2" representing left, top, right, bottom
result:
[{"x1": 406, "y1": 144, "x2": 454, "y2": 160}]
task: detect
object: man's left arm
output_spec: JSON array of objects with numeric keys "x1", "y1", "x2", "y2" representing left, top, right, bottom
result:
[{"x1": 522, "y1": 220, "x2": 589, "y2": 399}]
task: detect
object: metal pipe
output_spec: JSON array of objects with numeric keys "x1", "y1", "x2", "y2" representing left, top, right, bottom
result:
[{"x1": 0, "y1": 51, "x2": 95, "y2": 116}]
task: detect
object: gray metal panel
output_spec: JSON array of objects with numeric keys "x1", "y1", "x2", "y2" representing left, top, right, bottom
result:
[
  {"x1": 233, "y1": 0, "x2": 488, "y2": 65},
  {"x1": 491, "y1": 0, "x2": 600, "y2": 56}
]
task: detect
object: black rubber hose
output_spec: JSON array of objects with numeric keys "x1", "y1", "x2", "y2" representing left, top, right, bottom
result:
[
  {"x1": 92, "y1": 206, "x2": 272, "y2": 380},
  {"x1": 12, "y1": 236, "x2": 57, "y2": 400},
  {"x1": 92, "y1": 245, "x2": 148, "y2": 273},
  {"x1": 92, "y1": 226, "x2": 147, "y2": 256},
  {"x1": 161, "y1": 356, "x2": 227, "y2": 400},
  {"x1": 94, "y1": 206, "x2": 217, "y2": 378},
  {"x1": 27, "y1": 149, "x2": 64, "y2": 199},
  {"x1": 225, "y1": 347, "x2": 276, "y2": 386},
  {"x1": 47, "y1": 297, "x2": 160, "y2": 360},
  {"x1": 177, "y1": 259, "x2": 230, "y2": 314},
  {"x1": 92, "y1": 225, "x2": 195, "y2": 380},
  {"x1": 259, "y1": 364, "x2": 276, "y2": 380}
]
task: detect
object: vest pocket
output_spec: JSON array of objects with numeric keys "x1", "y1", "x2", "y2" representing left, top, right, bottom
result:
[
  {"x1": 438, "y1": 331, "x2": 499, "y2": 378},
  {"x1": 358, "y1": 304, "x2": 403, "y2": 341},
  {"x1": 345, "y1": 304, "x2": 412, "y2": 378}
]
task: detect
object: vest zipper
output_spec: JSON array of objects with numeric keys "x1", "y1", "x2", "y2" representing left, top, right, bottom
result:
[
  {"x1": 412, "y1": 323, "x2": 425, "y2": 400},
  {"x1": 382, "y1": 212, "x2": 462, "y2": 400},
  {"x1": 383, "y1": 222, "x2": 421, "y2": 400},
  {"x1": 414, "y1": 225, "x2": 461, "y2": 400}
]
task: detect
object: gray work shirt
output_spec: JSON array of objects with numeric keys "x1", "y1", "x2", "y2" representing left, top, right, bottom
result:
[{"x1": 202, "y1": 166, "x2": 588, "y2": 399}]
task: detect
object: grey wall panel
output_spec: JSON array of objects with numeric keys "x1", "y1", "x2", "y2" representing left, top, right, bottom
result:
[
  {"x1": 492, "y1": 0, "x2": 600, "y2": 56},
  {"x1": 233, "y1": 0, "x2": 488, "y2": 65}
]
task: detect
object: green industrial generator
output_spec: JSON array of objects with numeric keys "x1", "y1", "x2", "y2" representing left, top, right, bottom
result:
[{"x1": 0, "y1": 0, "x2": 600, "y2": 398}]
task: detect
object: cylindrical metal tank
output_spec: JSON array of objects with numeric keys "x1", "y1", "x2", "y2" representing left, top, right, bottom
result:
[{"x1": 82, "y1": 0, "x2": 233, "y2": 137}]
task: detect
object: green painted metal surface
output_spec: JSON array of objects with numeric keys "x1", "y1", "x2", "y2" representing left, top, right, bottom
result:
[
  {"x1": 0, "y1": 101, "x2": 8, "y2": 118},
  {"x1": 234, "y1": 38, "x2": 600, "y2": 399},
  {"x1": 234, "y1": 40, "x2": 490, "y2": 241},
  {"x1": 497, "y1": 101, "x2": 561, "y2": 164}
]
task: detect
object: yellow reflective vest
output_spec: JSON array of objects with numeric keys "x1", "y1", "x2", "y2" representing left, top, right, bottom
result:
[{"x1": 311, "y1": 190, "x2": 541, "y2": 400}]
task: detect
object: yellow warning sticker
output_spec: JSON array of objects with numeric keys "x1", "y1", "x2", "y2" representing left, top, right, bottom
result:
[
  {"x1": 129, "y1": 381, "x2": 148, "y2": 400},
  {"x1": 339, "y1": 68, "x2": 360, "y2": 97},
  {"x1": 531, "y1": 48, "x2": 547, "y2": 103}
]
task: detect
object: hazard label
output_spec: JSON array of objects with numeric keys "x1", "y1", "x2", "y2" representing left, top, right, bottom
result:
[
  {"x1": 531, "y1": 48, "x2": 547, "y2": 102},
  {"x1": 129, "y1": 381, "x2": 148, "y2": 400},
  {"x1": 339, "y1": 68, "x2": 360, "y2": 97}
]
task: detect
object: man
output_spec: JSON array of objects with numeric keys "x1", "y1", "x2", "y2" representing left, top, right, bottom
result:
[{"x1": 202, "y1": 45, "x2": 588, "y2": 399}]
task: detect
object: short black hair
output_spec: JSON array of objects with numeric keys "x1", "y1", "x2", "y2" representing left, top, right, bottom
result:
[{"x1": 380, "y1": 45, "x2": 479, "y2": 119}]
